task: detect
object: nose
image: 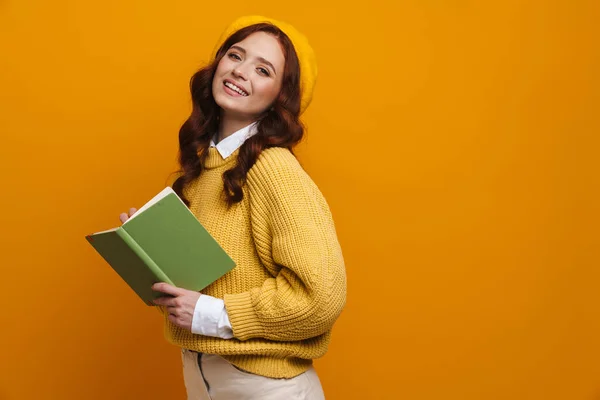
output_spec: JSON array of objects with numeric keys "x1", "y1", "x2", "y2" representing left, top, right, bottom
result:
[{"x1": 232, "y1": 64, "x2": 249, "y2": 80}]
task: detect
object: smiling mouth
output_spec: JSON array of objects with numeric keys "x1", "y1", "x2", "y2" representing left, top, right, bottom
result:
[{"x1": 224, "y1": 81, "x2": 248, "y2": 96}]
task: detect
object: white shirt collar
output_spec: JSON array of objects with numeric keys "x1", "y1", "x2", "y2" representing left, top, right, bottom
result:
[{"x1": 210, "y1": 122, "x2": 259, "y2": 159}]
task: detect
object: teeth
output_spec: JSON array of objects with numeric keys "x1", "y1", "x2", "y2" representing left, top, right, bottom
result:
[{"x1": 225, "y1": 82, "x2": 248, "y2": 96}]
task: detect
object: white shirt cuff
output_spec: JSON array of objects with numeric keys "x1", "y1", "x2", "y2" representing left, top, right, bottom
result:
[{"x1": 191, "y1": 295, "x2": 233, "y2": 339}]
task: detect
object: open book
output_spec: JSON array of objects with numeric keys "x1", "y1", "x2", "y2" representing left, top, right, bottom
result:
[{"x1": 85, "y1": 187, "x2": 236, "y2": 305}]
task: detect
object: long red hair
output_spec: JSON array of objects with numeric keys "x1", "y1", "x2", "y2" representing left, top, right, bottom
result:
[{"x1": 172, "y1": 23, "x2": 303, "y2": 207}]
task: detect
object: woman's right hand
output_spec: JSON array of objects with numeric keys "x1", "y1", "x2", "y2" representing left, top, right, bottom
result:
[{"x1": 119, "y1": 208, "x2": 137, "y2": 224}]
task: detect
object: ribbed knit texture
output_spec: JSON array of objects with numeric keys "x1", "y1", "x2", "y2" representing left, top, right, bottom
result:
[{"x1": 163, "y1": 147, "x2": 347, "y2": 378}]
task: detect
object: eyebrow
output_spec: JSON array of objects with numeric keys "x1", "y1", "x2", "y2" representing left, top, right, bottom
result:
[{"x1": 229, "y1": 45, "x2": 277, "y2": 76}]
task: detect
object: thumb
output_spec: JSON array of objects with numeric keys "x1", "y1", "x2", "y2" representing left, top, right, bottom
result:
[{"x1": 152, "y1": 282, "x2": 184, "y2": 296}]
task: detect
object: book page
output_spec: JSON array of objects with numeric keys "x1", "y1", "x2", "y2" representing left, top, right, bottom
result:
[
  {"x1": 125, "y1": 186, "x2": 175, "y2": 223},
  {"x1": 90, "y1": 227, "x2": 118, "y2": 235}
]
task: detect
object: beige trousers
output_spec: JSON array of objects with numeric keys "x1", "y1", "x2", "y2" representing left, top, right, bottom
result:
[{"x1": 181, "y1": 349, "x2": 325, "y2": 400}]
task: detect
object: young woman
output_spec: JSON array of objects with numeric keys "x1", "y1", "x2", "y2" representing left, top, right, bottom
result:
[{"x1": 120, "y1": 15, "x2": 346, "y2": 399}]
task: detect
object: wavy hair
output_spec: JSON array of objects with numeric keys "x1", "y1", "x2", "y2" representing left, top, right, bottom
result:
[{"x1": 172, "y1": 23, "x2": 303, "y2": 207}]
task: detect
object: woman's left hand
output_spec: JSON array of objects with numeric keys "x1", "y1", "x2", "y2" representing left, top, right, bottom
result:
[{"x1": 152, "y1": 282, "x2": 201, "y2": 331}]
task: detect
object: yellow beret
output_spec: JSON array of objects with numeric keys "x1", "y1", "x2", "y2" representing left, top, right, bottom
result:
[{"x1": 211, "y1": 15, "x2": 317, "y2": 115}]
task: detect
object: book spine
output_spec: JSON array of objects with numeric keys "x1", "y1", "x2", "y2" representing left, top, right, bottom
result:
[{"x1": 115, "y1": 228, "x2": 174, "y2": 285}]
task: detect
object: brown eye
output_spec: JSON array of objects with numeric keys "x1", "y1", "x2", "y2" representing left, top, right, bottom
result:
[
  {"x1": 257, "y1": 67, "x2": 270, "y2": 76},
  {"x1": 228, "y1": 53, "x2": 241, "y2": 61}
]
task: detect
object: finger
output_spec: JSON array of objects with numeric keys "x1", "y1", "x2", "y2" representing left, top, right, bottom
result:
[
  {"x1": 119, "y1": 213, "x2": 129, "y2": 224},
  {"x1": 153, "y1": 296, "x2": 178, "y2": 307},
  {"x1": 152, "y1": 282, "x2": 184, "y2": 296},
  {"x1": 168, "y1": 313, "x2": 181, "y2": 326},
  {"x1": 166, "y1": 306, "x2": 178, "y2": 316},
  {"x1": 128, "y1": 207, "x2": 137, "y2": 217}
]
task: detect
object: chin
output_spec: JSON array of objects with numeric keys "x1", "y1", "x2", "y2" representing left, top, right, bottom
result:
[
  {"x1": 215, "y1": 99, "x2": 255, "y2": 119},
  {"x1": 216, "y1": 100, "x2": 242, "y2": 116}
]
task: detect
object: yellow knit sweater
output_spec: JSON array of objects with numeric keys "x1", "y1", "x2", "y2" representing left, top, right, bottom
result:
[{"x1": 163, "y1": 146, "x2": 347, "y2": 378}]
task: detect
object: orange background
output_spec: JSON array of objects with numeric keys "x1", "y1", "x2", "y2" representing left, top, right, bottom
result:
[{"x1": 1, "y1": 1, "x2": 599, "y2": 399}]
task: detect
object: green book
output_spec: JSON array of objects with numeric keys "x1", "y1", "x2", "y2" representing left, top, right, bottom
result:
[{"x1": 85, "y1": 187, "x2": 236, "y2": 306}]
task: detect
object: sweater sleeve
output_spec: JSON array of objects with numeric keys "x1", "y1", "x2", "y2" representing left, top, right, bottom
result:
[{"x1": 223, "y1": 148, "x2": 347, "y2": 342}]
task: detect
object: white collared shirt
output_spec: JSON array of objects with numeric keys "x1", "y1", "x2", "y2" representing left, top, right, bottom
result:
[
  {"x1": 209, "y1": 122, "x2": 258, "y2": 159},
  {"x1": 191, "y1": 122, "x2": 258, "y2": 339}
]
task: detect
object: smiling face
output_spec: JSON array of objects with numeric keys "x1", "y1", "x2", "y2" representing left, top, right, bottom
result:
[{"x1": 212, "y1": 31, "x2": 286, "y2": 125}]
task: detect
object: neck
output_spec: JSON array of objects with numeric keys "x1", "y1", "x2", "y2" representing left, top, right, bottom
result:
[{"x1": 217, "y1": 112, "x2": 256, "y2": 144}]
